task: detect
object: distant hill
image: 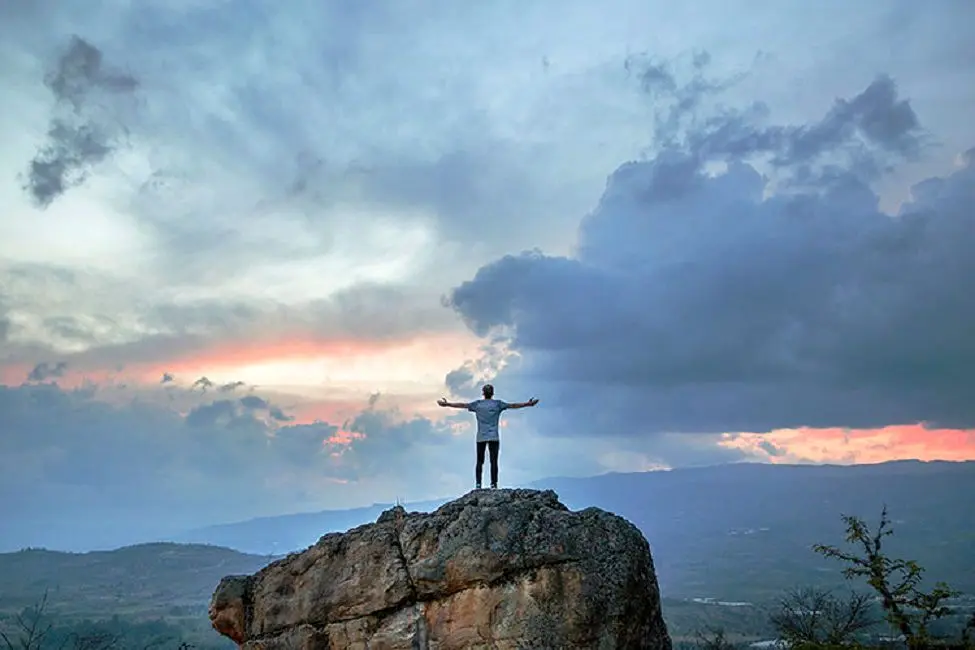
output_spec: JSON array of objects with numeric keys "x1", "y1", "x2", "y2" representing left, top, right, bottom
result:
[
  {"x1": 1, "y1": 461, "x2": 972, "y2": 644},
  {"x1": 175, "y1": 459, "x2": 975, "y2": 601},
  {"x1": 0, "y1": 542, "x2": 273, "y2": 618},
  {"x1": 174, "y1": 501, "x2": 450, "y2": 554}
]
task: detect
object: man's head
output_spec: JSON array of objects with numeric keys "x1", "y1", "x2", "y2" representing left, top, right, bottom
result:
[{"x1": 482, "y1": 384, "x2": 494, "y2": 399}]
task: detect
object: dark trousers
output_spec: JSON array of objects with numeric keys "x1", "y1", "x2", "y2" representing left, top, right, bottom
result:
[{"x1": 476, "y1": 440, "x2": 500, "y2": 486}]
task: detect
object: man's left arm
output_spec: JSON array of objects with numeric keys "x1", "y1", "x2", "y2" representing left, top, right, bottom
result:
[{"x1": 505, "y1": 398, "x2": 539, "y2": 410}]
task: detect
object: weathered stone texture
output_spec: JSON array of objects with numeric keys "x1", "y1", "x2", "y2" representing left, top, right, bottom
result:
[{"x1": 210, "y1": 489, "x2": 671, "y2": 650}]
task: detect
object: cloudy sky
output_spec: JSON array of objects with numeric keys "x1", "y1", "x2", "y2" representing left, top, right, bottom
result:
[{"x1": 2, "y1": 0, "x2": 974, "y2": 550}]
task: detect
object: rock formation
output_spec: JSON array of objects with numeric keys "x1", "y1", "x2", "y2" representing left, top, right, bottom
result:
[{"x1": 210, "y1": 488, "x2": 671, "y2": 649}]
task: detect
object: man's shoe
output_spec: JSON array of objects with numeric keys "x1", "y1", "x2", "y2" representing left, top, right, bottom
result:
[{"x1": 490, "y1": 484, "x2": 497, "y2": 489}]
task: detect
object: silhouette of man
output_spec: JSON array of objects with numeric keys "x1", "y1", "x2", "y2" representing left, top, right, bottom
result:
[{"x1": 438, "y1": 384, "x2": 539, "y2": 489}]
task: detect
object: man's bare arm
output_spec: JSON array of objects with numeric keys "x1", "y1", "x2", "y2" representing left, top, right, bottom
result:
[
  {"x1": 437, "y1": 397, "x2": 469, "y2": 409},
  {"x1": 507, "y1": 397, "x2": 539, "y2": 409}
]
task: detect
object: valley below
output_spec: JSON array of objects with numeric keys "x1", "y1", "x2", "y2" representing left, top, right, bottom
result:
[{"x1": 2, "y1": 460, "x2": 973, "y2": 648}]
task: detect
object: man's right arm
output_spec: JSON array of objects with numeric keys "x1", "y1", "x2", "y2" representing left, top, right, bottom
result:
[{"x1": 437, "y1": 397, "x2": 470, "y2": 409}]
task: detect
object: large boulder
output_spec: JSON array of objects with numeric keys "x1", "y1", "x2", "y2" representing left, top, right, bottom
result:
[{"x1": 210, "y1": 488, "x2": 671, "y2": 649}]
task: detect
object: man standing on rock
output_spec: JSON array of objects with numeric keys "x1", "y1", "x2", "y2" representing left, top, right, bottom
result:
[{"x1": 437, "y1": 384, "x2": 539, "y2": 490}]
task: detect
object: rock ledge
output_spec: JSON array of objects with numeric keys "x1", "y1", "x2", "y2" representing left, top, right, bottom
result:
[{"x1": 209, "y1": 488, "x2": 671, "y2": 649}]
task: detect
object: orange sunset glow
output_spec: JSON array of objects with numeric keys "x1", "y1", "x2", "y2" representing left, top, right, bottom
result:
[
  {"x1": 325, "y1": 429, "x2": 366, "y2": 446},
  {"x1": 139, "y1": 331, "x2": 483, "y2": 391},
  {"x1": 722, "y1": 424, "x2": 975, "y2": 464},
  {"x1": 155, "y1": 336, "x2": 415, "y2": 377},
  {"x1": 5, "y1": 333, "x2": 975, "y2": 466},
  {"x1": 2, "y1": 331, "x2": 484, "y2": 392}
]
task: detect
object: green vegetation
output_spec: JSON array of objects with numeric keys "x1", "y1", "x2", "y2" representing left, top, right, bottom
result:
[
  {"x1": 0, "y1": 591, "x2": 219, "y2": 650},
  {"x1": 0, "y1": 543, "x2": 272, "y2": 650},
  {"x1": 0, "y1": 543, "x2": 272, "y2": 615},
  {"x1": 813, "y1": 506, "x2": 963, "y2": 648},
  {"x1": 675, "y1": 506, "x2": 975, "y2": 650}
]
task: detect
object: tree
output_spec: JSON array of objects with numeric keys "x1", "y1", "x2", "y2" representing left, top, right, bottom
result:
[
  {"x1": 768, "y1": 586, "x2": 876, "y2": 647},
  {"x1": 0, "y1": 593, "x2": 197, "y2": 650},
  {"x1": 693, "y1": 626, "x2": 741, "y2": 650},
  {"x1": 0, "y1": 591, "x2": 54, "y2": 650},
  {"x1": 0, "y1": 592, "x2": 119, "y2": 650},
  {"x1": 812, "y1": 505, "x2": 960, "y2": 649}
]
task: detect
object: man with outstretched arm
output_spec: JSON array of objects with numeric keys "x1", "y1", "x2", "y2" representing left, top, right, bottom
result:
[{"x1": 437, "y1": 383, "x2": 539, "y2": 490}]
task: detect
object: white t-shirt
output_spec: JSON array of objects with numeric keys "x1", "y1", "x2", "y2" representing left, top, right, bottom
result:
[{"x1": 466, "y1": 398, "x2": 510, "y2": 442}]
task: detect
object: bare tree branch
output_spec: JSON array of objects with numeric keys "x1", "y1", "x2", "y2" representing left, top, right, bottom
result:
[
  {"x1": 812, "y1": 505, "x2": 961, "y2": 648},
  {"x1": 0, "y1": 628, "x2": 16, "y2": 650},
  {"x1": 693, "y1": 625, "x2": 740, "y2": 650},
  {"x1": 769, "y1": 587, "x2": 876, "y2": 646},
  {"x1": 8, "y1": 590, "x2": 55, "y2": 650}
]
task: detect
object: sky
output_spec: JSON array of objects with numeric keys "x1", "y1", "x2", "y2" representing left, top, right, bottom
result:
[{"x1": 1, "y1": 0, "x2": 974, "y2": 550}]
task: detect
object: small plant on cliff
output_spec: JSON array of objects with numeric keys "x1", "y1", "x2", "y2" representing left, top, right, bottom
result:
[
  {"x1": 769, "y1": 586, "x2": 876, "y2": 647},
  {"x1": 812, "y1": 505, "x2": 960, "y2": 649}
]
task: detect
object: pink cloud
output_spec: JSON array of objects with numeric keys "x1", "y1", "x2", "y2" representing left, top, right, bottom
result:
[{"x1": 723, "y1": 424, "x2": 975, "y2": 464}]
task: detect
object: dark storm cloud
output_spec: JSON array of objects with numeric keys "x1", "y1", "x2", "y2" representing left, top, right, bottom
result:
[
  {"x1": 269, "y1": 406, "x2": 294, "y2": 422},
  {"x1": 624, "y1": 52, "x2": 749, "y2": 153},
  {"x1": 26, "y1": 361, "x2": 68, "y2": 382},
  {"x1": 687, "y1": 74, "x2": 924, "y2": 181},
  {"x1": 24, "y1": 35, "x2": 138, "y2": 207},
  {"x1": 219, "y1": 380, "x2": 246, "y2": 393},
  {"x1": 239, "y1": 395, "x2": 269, "y2": 410},
  {"x1": 186, "y1": 394, "x2": 292, "y2": 428},
  {"x1": 160, "y1": 372, "x2": 174, "y2": 384},
  {"x1": 445, "y1": 366, "x2": 477, "y2": 397},
  {"x1": 623, "y1": 55, "x2": 925, "y2": 187},
  {"x1": 25, "y1": 121, "x2": 112, "y2": 207},
  {"x1": 44, "y1": 35, "x2": 138, "y2": 107},
  {"x1": 184, "y1": 398, "x2": 239, "y2": 428},
  {"x1": 446, "y1": 71, "x2": 975, "y2": 439},
  {"x1": 443, "y1": 340, "x2": 512, "y2": 399}
]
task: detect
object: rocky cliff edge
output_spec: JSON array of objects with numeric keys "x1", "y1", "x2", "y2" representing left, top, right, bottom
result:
[{"x1": 209, "y1": 488, "x2": 672, "y2": 649}]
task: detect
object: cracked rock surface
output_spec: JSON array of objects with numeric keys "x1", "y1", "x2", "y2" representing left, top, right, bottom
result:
[{"x1": 209, "y1": 488, "x2": 672, "y2": 649}]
